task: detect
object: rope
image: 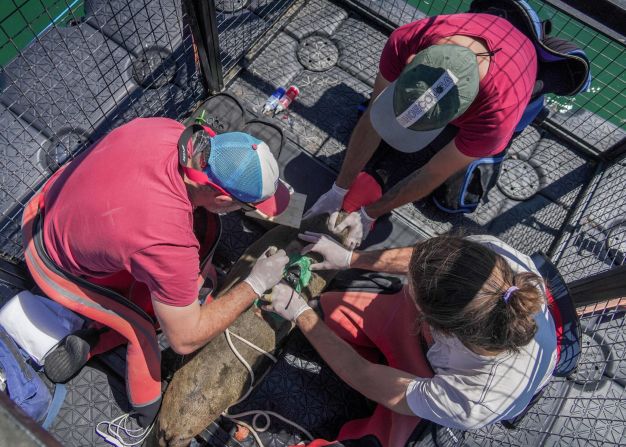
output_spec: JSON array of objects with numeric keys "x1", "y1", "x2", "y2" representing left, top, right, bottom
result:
[
  {"x1": 96, "y1": 413, "x2": 155, "y2": 447},
  {"x1": 222, "y1": 328, "x2": 314, "y2": 446}
]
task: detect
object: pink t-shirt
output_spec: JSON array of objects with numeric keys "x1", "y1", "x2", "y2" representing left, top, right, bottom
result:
[
  {"x1": 379, "y1": 13, "x2": 537, "y2": 157},
  {"x1": 43, "y1": 118, "x2": 201, "y2": 307}
]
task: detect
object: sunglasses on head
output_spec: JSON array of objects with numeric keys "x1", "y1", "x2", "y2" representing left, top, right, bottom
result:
[{"x1": 178, "y1": 124, "x2": 258, "y2": 213}]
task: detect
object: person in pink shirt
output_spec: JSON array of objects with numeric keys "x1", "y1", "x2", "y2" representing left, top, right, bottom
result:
[
  {"x1": 304, "y1": 13, "x2": 537, "y2": 248},
  {"x1": 25, "y1": 118, "x2": 291, "y2": 425}
]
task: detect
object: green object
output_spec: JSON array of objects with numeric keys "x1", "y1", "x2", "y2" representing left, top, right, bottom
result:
[
  {"x1": 195, "y1": 110, "x2": 208, "y2": 125},
  {"x1": 254, "y1": 254, "x2": 313, "y2": 315},
  {"x1": 283, "y1": 254, "x2": 313, "y2": 293}
]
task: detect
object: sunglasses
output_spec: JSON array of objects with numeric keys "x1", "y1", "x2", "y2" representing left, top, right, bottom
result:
[{"x1": 178, "y1": 124, "x2": 258, "y2": 213}]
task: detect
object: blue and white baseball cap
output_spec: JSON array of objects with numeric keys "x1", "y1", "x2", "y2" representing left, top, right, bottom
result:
[{"x1": 179, "y1": 127, "x2": 290, "y2": 216}]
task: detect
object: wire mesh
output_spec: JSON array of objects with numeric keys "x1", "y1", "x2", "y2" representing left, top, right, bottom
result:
[
  {"x1": 0, "y1": 0, "x2": 206, "y2": 261},
  {"x1": 214, "y1": 0, "x2": 296, "y2": 72},
  {"x1": 347, "y1": 0, "x2": 626, "y2": 152},
  {"x1": 551, "y1": 159, "x2": 626, "y2": 283}
]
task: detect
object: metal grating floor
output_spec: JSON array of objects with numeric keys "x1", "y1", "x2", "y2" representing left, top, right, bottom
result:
[{"x1": 0, "y1": 0, "x2": 624, "y2": 446}]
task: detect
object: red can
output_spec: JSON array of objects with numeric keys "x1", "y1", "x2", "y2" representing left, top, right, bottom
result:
[{"x1": 274, "y1": 85, "x2": 299, "y2": 114}]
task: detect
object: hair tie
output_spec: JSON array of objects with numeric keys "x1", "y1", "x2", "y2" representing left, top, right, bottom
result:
[{"x1": 502, "y1": 286, "x2": 519, "y2": 303}]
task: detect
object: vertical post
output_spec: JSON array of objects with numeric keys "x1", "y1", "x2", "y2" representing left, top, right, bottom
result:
[{"x1": 183, "y1": 0, "x2": 224, "y2": 93}]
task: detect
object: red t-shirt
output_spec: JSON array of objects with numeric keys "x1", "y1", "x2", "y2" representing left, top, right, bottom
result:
[
  {"x1": 43, "y1": 118, "x2": 201, "y2": 307},
  {"x1": 379, "y1": 13, "x2": 537, "y2": 157}
]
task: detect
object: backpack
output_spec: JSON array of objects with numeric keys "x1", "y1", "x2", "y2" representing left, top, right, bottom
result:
[
  {"x1": 0, "y1": 326, "x2": 51, "y2": 423},
  {"x1": 433, "y1": 0, "x2": 592, "y2": 213}
]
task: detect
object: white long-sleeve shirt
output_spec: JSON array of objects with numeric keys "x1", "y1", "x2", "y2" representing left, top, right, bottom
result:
[{"x1": 405, "y1": 235, "x2": 558, "y2": 430}]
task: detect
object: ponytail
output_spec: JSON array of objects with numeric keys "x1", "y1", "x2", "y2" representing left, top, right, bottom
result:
[{"x1": 497, "y1": 272, "x2": 543, "y2": 351}]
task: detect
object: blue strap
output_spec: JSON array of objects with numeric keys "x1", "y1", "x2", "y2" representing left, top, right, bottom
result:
[{"x1": 42, "y1": 383, "x2": 67, "y2": 429}]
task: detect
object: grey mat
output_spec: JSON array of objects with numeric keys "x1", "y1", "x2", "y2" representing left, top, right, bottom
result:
[
  {"x1": 85, "y1": 0, "x2": 186, "y2": 55},
  {"x1": 85, "y1": 0, "x2": 203, "y2": 99},
  {"x1": 243, "y1": 32, "x2": 303, "y2": 92},
  {"x1": 333, "y1": 16, "x2": 388, "y2": 87},
  {"x1": 284, "y1": 0, "x2": 348, "y2": 40},
  {"x1": 351, "y1": 0, "x2": 425, "y2": 26},
  {"x1": 0, "y1": 23, "x2": 133, "y2": 139},
  {"x1": 250, "y1": 0, "x2": 294, "y2": 25},
  {"x1": 48, "y1": 362, "x2": 144, "y2": 447},
  {"x1": 217, "y1": 330, "x2": 373, "y2": 446},
  {"x1": 552, "y1": 161, "x2": 626, "y2": 282},
  {"x1": 217, "y1": 10, "x2": 270, "y2": 70},
  {"x1": 0, "y1": 106, "x2": 49, "y2": 218},
  {"x1": 549, "y1": 108, "x2": 626, "y2": 153}
]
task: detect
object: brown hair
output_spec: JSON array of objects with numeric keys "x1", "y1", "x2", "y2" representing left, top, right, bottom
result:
[{"x1": 408, "y1": 236, "x2": 544, "y2": 353}]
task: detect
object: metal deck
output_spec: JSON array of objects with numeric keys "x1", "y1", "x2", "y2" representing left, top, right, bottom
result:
[{"x1": 0, "y1": 0, "x2": 625, "y2": 446}]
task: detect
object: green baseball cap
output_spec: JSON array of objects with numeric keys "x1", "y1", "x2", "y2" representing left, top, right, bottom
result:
[{"x1": 370, "y1": 44, "x2": 480, "y2": 152}]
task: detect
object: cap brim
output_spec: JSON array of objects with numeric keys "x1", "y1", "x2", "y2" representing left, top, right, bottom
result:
[
  {"x1": 254, "y1": 179, "x2": 291, "y2": 217},
  {"x1": 370, "y1": 81, "x2": 445, "y2": 153}
]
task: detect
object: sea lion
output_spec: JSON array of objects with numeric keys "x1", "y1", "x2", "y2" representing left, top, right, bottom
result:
[{"x1": 156, "y1": 213, "x2": 349, "y2": 446}]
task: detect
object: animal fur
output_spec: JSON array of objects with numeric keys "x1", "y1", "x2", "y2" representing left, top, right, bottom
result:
[{"x1": 156, "y1": 213, "x2": 349, "y2": 446}]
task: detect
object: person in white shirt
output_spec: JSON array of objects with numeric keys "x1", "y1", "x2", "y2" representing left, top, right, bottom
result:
[{"x1": 264, "y1": 234, "x2": 558, "y2": 446}]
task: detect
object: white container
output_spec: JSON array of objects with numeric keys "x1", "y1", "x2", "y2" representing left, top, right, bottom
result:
[{"x1": 0, "y1": 290, "x2": 84, "y2": 365}]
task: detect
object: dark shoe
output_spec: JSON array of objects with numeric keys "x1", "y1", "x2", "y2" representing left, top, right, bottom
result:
[{"x1": 43, "y1": 328, "x2": 100, "y2": 383}]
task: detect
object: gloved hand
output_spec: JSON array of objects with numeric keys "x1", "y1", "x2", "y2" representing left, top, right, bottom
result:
[
  {"x1": 262, "y1": 283, "x2": 312, "y2": 322},
  {"x1": 299, "y1": 231, "x2": 353, "y2": 271},
  {"x1": 302, "y1": 182, "x2": 348, "y2": 220},
  {"x1": 330, "y1": 207, "x2": 375, "y2": 249},
  {"x1": 244, "y1": 248, "x2": 289, "y2": 296}
]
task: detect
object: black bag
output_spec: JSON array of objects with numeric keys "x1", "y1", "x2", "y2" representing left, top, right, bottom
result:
[{"x1": 432, "y1": 153, "x2": 506, "y2": 213}]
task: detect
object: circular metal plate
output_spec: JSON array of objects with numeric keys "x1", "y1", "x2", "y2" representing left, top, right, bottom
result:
[
  {"x1": 297, "y1": 35, "x2": 339, "y2": 72},
  {"x1": 215, "y1": 0, "x2": 249, "y2": 12},
  {"x1": 40, "y1": 132, "x2": 90, "y2": 172},
  {"x1": 497, "y1": 158, "x2": 540, "y2": 201},
  {"x1": 132, "y1": 48, "x2": 177, "y2": 89}
]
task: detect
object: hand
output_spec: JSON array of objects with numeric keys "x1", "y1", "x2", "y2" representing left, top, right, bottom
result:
[
  {"x1": 244, "y1": 248, "x2": 289, "y2": 296},
  {"x1": 302, "y1": 182, "x2": 348, "y2": 220},
  {"x1": 299, "y1": 231, "x2": 353, "y2": 271},
  {"x1": 331, "y1": 207, "x2": 375, "y2": 249},
  {"x1": 262, "y1": 283, "x2": 312, "y2": 322}
]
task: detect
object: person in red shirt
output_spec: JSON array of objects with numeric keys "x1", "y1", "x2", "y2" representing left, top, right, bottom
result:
[
  {"x1": 304, "y1": 13, "x2": 537, "y2": 248},
  {"x1": 25, "y1": 117, "x2": 291, "y2": 425}
]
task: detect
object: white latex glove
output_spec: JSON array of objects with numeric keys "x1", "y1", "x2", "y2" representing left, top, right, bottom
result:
[
  {"x1": 244, "y1": 248, "x2": 289, "y2": 296},
  {"x1": 299, "y1": 231, "x2": 353, "y2": 271},
  {"x1": 262, "y1": 283, "x2": 311, "y2": 322},
  {"x1": 302, "y1": 182, "x2": 348, "y2": 220},
  {"x1": 331, "y1": 207, "x2": 375, "y2": 249}
]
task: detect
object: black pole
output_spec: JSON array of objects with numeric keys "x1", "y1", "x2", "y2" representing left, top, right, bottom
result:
[
  {"x1": 183, "y1": 0, "x2": 224, "y2": 93},
  {"x1": 568, "y1": 264, "x2": 626, "y2": 307}
]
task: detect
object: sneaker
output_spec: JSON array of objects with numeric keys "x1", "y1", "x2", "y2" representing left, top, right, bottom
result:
[{"x1": 43, "y1": 328, "x2": 100, "y2": 383}]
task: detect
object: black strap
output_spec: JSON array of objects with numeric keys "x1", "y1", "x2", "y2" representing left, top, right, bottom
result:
[
  {"x1": 178, "y1": 123, "x2": 210, "y2": 167},
  {"x1": 32, "y1": 212, "x2": 156, "y2": 325}
]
